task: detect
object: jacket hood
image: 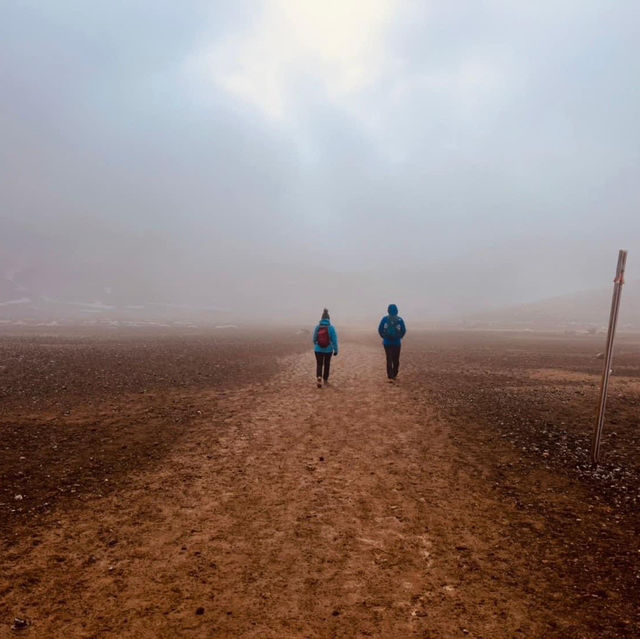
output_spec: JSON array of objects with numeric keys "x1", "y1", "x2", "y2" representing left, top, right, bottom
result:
[
  {"x1": 319, "y1": 318, "x2": 331, "y2": 326},
  {"x1": 388, "y1": 304, "x2": 398, "y2": 316}
]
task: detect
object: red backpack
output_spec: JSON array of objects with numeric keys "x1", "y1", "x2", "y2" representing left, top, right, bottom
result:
[{"x1": 317, "y1": 325, "x2": 331, "y2": 348}]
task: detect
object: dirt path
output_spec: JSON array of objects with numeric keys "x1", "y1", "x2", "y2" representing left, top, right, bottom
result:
[{"x1": 0, "y1": 343, "x2": 631, "y2": 637}]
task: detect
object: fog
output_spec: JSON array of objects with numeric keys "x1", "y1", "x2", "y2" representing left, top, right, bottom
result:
[{"x1": 1, "y1": 1, "x2": 639, "y2": 325}]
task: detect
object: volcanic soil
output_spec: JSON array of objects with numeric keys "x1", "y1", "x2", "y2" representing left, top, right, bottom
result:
[{"x1": 1, "y1": 329, "x2": 639, "y2": 638}]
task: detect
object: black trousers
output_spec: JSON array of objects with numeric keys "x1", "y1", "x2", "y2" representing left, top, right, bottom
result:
[
  {"x1": 315, "y1": 351, "x2": 332, "y2": 380},
  {"x1": 384, "y1": 344, "x2": 401, "y2": 379}
]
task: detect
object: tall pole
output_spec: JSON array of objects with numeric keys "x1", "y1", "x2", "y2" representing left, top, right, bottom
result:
[{"x1": 591, "y1": 249, "x2": 628, "y2": 466}]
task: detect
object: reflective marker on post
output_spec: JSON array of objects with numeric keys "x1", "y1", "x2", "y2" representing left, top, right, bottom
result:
[{"x1": 591, "y1": 249, "x2": 628, "y2": 466}]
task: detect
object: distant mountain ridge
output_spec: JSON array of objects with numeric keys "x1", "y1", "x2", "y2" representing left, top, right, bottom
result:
[{"x1": 462, "y1": 280, "x2": 640, "y2": 331}]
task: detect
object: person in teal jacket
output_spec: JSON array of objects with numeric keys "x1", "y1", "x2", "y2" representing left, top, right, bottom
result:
[
  {"x1": 378, "y1": 303, "x2": 406, "y2": 381},
  {"x1": 312, "y1": 308, "x2": 338, "y2": 388}
]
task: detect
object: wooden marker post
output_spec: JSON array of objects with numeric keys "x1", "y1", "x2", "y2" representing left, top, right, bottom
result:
[{"x1": 591, "y1": 249, "x2": 628, "y2": 466}]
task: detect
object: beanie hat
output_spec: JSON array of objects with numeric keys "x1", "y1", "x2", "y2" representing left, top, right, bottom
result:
[{"x1": 321, "y1": 308, "x2": 330, "y2": 320}]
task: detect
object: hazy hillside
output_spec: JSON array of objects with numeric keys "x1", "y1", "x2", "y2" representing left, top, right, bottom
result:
[
  {"x1": 462, "y1": 280, "x2": 640, "y2": 331},
  {"x1": 1, "y1": 222, "x2": 636, "y2": 329}
]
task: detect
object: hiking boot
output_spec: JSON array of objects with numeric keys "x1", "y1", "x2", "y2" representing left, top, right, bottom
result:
[
  {"x1": 323, "y1": 379, "x2": 330, "y2": 386},
  {"x1": 316, "y1": 377, "x2": 322, "y2": 388}
]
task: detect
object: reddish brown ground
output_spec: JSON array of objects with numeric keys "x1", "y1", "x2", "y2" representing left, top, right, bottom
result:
[{"x1": 1, "y1": 329, "x2": 638, "y2": 638}]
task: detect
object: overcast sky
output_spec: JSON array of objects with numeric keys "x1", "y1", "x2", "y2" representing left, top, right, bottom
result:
[{"x1": 1, "y1": 1, "x2": 638, "y2": 321}]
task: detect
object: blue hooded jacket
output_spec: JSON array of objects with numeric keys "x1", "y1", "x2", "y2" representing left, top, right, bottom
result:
[
  {"x1": 313, "y1": 318, "x2": 338, "y2": 354},
  {"x1": 378, "y1": 304, "x2": 406, "y2": 347}
]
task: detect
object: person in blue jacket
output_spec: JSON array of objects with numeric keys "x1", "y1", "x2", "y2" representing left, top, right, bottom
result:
[
  {"x1": 378, "y1": 303, "x2": 406, "y2": 381},
  {"x1": 313, "y1": 308, "x2": 338, "y2": 388}
]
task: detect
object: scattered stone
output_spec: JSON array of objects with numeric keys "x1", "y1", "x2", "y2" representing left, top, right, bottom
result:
[
  {"x1": 12, "y1": 618, "x2": 29, "y2": 630},
  {"x1": 195, "y1": 607, "x2": 205, "y2": 615}
]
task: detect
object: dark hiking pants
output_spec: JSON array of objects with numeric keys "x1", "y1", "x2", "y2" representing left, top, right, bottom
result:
[
  {"x1": 384, "y1": 344, "x2": 401, "y2": 379},
  {"x1": 315, "y1": 351, "x2": 333, "y2": 380}
]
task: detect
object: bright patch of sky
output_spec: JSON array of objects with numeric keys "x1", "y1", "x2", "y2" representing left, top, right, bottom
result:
[{"x1": 195, "y1": 0, "x2": 398, "y2": 121}]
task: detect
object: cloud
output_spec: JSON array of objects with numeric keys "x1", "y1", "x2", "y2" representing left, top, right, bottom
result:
[{"x1": 1, "y1": 1, "x2": 639, "y2": 320}]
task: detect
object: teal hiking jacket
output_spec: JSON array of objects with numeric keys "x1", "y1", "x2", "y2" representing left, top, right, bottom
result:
[{"x1": 312, "y1": 319, "x2": 338, "y2": 355}]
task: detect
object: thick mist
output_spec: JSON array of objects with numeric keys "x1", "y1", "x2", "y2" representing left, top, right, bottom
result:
[{"x1": 1, "y1": 1, "x2": 639, "y2": 325}]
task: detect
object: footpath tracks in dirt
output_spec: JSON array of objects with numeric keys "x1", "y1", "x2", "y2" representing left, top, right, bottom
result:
[{"x1": 1, "y1": 341, "x2": 637, "y2": 637}]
